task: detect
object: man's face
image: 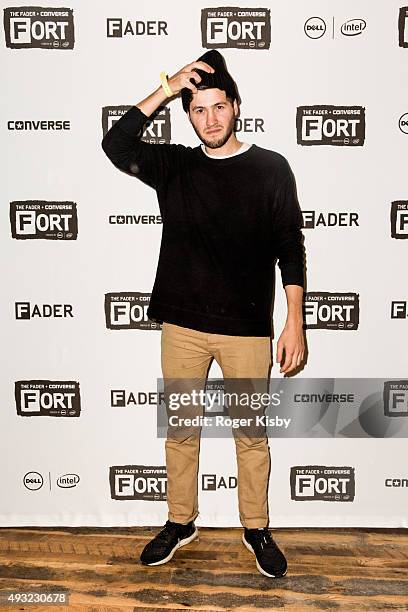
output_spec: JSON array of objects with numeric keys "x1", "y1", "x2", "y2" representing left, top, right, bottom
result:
[{"x1": 187, "y1": 88, "x2": 239, "y2": 149}]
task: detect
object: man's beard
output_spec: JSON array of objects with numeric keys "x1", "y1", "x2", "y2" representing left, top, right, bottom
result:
[{"x1": 192, "y1": 116, "x2": 236, "y2": 149}]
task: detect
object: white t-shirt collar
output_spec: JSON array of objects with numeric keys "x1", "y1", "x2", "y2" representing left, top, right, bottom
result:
[{"x1": 200, "y1": 142, "x2": 252, "y2": 159}]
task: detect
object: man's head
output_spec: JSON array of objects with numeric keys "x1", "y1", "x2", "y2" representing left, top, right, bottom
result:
[
  {"x1": 187, "y1": 87, "x2": 239, "y2": 149},
  {"x1": 181, "y1": 50, "x2": 241, "y2": 149}
]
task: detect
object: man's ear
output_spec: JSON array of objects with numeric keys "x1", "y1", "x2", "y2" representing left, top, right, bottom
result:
[{"x1": 233, "y1": 99, "x2": 239, "y2": 117}]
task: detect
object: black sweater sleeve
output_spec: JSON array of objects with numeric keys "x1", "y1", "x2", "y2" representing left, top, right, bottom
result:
[
  {"x1": 101, "y1": 105, "x2": 182, "y2": 190},
  {"x1": 271, "y1": 165, "x2": 305, "y2": 288}
]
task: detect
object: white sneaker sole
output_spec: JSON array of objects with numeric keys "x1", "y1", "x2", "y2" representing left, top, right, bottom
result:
[
  {"x1": 143, "y1": 527, "x2": 199, "y2": 566},
  {"x1": 242, "y1": 533, "x2": 287, "y2": 578}
]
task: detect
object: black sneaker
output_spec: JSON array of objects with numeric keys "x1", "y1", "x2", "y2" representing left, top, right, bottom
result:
[
  {"x1": 242, "y1": 527, "x2": 287, "y2": 578},
  {"x1": 140, "y1": 519, "x2": 198, "y2": 566}
]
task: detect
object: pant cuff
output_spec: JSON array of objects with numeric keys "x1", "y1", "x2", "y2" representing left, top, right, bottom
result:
[
  {"x1": 168, "y1": 511, "x2": 199, "y2": 525},
  {"x1": 241, "y1": 519, "x2": 269, "y2": 529}
]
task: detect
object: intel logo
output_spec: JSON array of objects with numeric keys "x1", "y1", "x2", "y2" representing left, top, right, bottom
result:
[
  {"x1": 341, "y1": 19, "x2": 366, "y2": 36},
  {"x1": 57, "y1": 473, "x2": 80, "y2": 488}
]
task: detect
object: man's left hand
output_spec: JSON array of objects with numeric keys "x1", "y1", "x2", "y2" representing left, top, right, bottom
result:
[{"x1": 276, "y1": 320, "x2": 305, "y2": 374}]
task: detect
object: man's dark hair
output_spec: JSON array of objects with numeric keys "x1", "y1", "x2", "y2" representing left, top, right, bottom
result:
[{"x1": 181, "y1": 50, "x2": 241, "y2": 113}]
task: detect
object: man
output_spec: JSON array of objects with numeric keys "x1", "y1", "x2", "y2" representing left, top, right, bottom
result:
[{"x1": 102, "y1": 50, "x2": 306, "y2": 578}]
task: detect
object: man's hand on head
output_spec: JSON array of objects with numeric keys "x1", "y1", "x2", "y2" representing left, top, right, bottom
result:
[{"x1": 168, "y1": 61, "x2": 214, "y2": 96}]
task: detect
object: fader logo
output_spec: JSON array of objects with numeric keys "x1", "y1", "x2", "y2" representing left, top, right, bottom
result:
[
  {"x1": 202, "y1": 474, "x2": 237, "y2": 490},
  {"x1": 391, "y1": 301, "x2": 408, "y2": 319},
  {"x1": 234, "y1": 116, "x2": 265, "y2": 133},
  {"x1": 15, "y1": 302, "x2": 74, "y2": 320},
  {"x1": 301, "y1": 210, "x2": 359, "y2": 229},
  {"x1": 106, "y1": 18, "x2": 167, "y2": 37},
  {"x1": 105, "y1": 292, "x2": 161, "y2": 331},
  {"x1": 304, "y1": 292, "x2": 360, "y2": 330},
  {"x1": 201, "y1": 7, "x2": 271, "y2": 49},
  {"x1": 399, "y1": 7, "x2": 408, "y2": 47},
  {"x1": 10, "y1": 201, "x2": 77, "y2": 240},
  {"x1": 296, "y1": 106, "x2": 365, "y2": 146},
  {"x1": 102, "y1": 106, "x2": 171, "y2": 143},
  {"x1": 15, "y1": 380, "x2": 81, "y2": 417},
  {"x1": 109, "y1": 465, "x2": 167, "y2": 500},
  {"x1": 383, "y1": 380, "x2": 408, "y2": 417},
  {"x1": 3, "y1": 6, "x2": 75, "y2": 49},
  {"x1": 290, "y1": 466, "x2": 355, "y2": 501},
  {"x1": 390, "y1": 201, "x2": 408, "y2": 238},
  {"x1": 110, "y1": 389, "x2": 164, "y2": 408}
]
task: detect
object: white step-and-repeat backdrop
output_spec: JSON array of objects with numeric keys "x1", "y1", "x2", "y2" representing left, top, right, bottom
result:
[{"x1": 1, "y1": 1, "x2": 408, "y2": 527}]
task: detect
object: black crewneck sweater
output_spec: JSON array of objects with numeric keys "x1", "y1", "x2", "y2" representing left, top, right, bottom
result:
[{"x1": 101, "y1": 105, "x2": 305, "y2": 336}]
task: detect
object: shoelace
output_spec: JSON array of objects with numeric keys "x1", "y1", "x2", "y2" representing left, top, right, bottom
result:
[
  {"x1": 250, "y1": 529, "x2": 283, "y2": 560},
  {"x1": 153, "y1": 521, "x2": 183, "y2": 547}
]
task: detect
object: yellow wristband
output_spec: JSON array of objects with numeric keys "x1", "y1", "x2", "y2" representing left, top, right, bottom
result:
[{"x1": 160, "y1": 71, "x2": 173, "y2": 97}]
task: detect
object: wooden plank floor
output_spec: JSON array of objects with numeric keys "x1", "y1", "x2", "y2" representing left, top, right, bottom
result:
[{"x1": 0, "y1": 527, "x2": 408, "y2": 610}]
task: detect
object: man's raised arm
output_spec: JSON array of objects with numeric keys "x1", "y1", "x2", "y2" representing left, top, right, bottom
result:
[{"x1": 101, "y1": 60, "x2": 214, "y2": 189}]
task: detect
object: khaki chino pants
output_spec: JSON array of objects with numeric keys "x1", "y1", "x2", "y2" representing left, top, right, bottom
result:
[{"x1": 161, "y1": 321, "x2": 272, "y2": 529}]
